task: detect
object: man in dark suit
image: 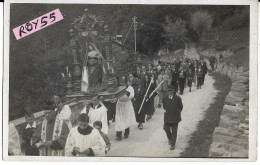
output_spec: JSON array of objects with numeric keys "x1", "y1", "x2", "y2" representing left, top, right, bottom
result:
[
  {"x1": 162, "y1": 85, "x2": 183, "y2": 150},
  {"x1": 199, "y1": 57, "x2": 208, "y2": 85}
]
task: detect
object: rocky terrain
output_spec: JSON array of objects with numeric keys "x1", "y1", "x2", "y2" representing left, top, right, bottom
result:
[{"x1": 208, "y1": 58, "x2": 249, "y2": 157}]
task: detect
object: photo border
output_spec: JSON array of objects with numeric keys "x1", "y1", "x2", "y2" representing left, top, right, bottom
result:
[{"x1": 3, "y1": 0, "x2": 258, "y2": 161}]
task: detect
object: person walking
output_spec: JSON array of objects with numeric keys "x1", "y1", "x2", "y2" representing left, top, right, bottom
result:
[
  {"x1": 187, "y1": 69, "x2": 194, "y2": 92},
  {"x1": 196, "y1": 65, "x2": 204, "y2": 89},
  {"x1": 178, "y1": 68, "x2": 186, "y2": 95},
  {"x1": 171, "y1": 66, "x2": 179, "y2": 92},
  {"x1": 209, "y1": 55, "x2": 217, "y2": 71},
  {"x1": 199, "y1": 57, "x2": 208, "y2": 85},
  {"x1": 115, "y1": 80, "x2": 136, "y2": 140},
  {"x1": 162, "y1": 86, "x2": 183, "y2": 150}
]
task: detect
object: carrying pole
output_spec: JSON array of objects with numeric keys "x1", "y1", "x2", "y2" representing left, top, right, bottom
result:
[{"x1": 138, "y1": 77, "x2": 153, "y2": 114}]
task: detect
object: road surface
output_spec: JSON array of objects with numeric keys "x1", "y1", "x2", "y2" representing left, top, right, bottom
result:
[{"x1": 106, "y1": 74, "x2": 218, "y2": 157}]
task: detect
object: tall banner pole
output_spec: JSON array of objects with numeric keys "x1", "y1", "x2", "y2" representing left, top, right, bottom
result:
[
  {"x1": 133, "y1": 16, "x2": 137, "y2": 54},
  {"x1": 138, "y1": 78, "x2": 153, "y2": 114}
]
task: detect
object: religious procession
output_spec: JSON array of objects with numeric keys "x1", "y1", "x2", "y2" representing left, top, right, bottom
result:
[{"x1": 7, "y1": 4, "x2": 250, "y2": 159}]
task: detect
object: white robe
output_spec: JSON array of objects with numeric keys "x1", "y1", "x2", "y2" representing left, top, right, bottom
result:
[
  {"x1": 80, "y1": 103, "x2": 108, "y2": 134},
  {"x1": 81, "y1": 66, "x2": 89, "y2": 92},
  {"x1": 59, "y1": 105, "x2": 72, "y2": 130},
  {"x1": 65, "y1": 127, "x2": 106, "y2": 156},
  {"x1": 8, "y1": 123, "x2": 21, "y2": 155},
  {"x1": 115, "y1": 86, "x2": 136, "y2": 132}
]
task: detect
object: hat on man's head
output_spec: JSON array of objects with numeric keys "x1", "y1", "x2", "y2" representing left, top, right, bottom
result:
[{"x1": 167, "y1": 85, "x2": 175, "y2": 91}]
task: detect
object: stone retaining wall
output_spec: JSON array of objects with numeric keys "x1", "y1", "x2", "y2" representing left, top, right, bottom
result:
[{"x1": 208, "y1": 60, "x2": 249, "y2": 157}]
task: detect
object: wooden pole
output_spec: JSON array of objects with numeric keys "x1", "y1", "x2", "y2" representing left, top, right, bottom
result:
[{"x1": 138, "y1": 77, "x2": 153, "y2": 114}]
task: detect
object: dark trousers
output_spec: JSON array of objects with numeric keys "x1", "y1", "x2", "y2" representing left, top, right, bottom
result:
[
  {"x1": 210, "y1": 63, "x2": 215, "y2": 71},
  {"x1": 187, "y1": 79, "x2": 192, "y2": 88},
  {"x1": 202, "y1": 74, "x2": 206, "y2": 85},
  {"x1": 172, "y1": 81, "x2": 179, "y2": 92},
  {"x1": 116, "y1": 127, "x2": 130, "y2": 138},
  {"x1": 197, "y1": 76, "x2": 202, "y2": 88},
  {"x1": 163, "y1": 123, "x2": 178, "y2": 146},
  {"x1": 179, "y1": 79, "x2": 185, "y2": 94},
  {"x1": 135, "y1": 108, "x2": 145, "y2": 123}
]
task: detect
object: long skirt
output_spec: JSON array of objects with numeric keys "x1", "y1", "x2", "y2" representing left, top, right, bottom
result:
[{"x1": 154, "y1": 95, "x2": 159, "y2": 108}]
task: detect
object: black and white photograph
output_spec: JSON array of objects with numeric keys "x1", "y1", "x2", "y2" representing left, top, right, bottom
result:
[{"x1": 2, "y1": 0, "x2": 258, "y2": 161}]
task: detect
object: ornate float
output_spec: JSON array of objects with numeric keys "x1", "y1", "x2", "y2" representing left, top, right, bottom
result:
[{"x1": 64, "y1": 8, "x2": 142, "y2": 102}]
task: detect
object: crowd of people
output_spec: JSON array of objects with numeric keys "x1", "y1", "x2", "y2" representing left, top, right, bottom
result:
[{"x1": 8, "y1": 56, "x2": 212, "y2": 157}]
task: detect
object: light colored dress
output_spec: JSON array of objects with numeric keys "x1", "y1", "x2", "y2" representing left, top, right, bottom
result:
[
  {"x1": 59, "y1": 105, "x2": 72, "y2": 130},
  {"x1": 115, "y1": 86, "x2": 136, "y2": 131}
]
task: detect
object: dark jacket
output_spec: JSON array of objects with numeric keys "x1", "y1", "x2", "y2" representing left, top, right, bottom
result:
[
  {"x1": 133, "y1": 87, "x2": 147, "y2": 115},
  {"x1": 171, "y1": 70, "x2": 179, "y2": 82},
  {"x1": 22, "y1": 125, "x2": 39, "y2": 156},
  {"x1": 163, "y1": 94, "x2": 183, "y2": 123},
  {"x1": 199, "y1": 61, "x2": 208, "y2": 75}
]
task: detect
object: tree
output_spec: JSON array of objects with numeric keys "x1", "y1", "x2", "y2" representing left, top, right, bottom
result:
[
  {"x1": 190, "y1": 10, "x2": 213, "y2": 37},
  {"x1": 162, "y1": 16, "x2": 188, "y2": 50}
]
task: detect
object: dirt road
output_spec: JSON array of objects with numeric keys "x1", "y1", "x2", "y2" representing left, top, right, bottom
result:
[{"x1": 106, "y1": 74, "x2": 218, "y2": 157}]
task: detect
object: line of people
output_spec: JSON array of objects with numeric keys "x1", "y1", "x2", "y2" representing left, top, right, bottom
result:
[{"x1": 8, "y1": 56, "x2": 208, "y2": 156}]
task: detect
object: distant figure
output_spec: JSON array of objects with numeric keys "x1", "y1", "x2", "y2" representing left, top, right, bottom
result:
[
  {"x1": 178, "y1": 67, "x2": 186, "y2": 95},
  {"x1": 139, "y1": 65, "x2": 147, "y2": 83},
  {"x1": 199, "y1": 57, "x2": 208, "y2": 85},
  {"x1": 162, "y1": 86, "x2": 183, "y2": 150},
  {"x1": 22, "y1": 113, "x2": 39, "y2": 156},
  {"x1": 81, "y1": 95, "x2": 108, "y2": 134},
  {"x1": 196, "y1": 65, "x2": 204, "y2": 89},
  {"x1": 32, "y1": 104, "x2": 70, "y2": 156},
  {"x1": 171, "y1": 66, "x2": 179, "y2": 92},
  {"x1": 93, "y1": 121, "x2": 111, "y2": 154},
  {"x1": 65, "y1": 114, "x2": 106, "y2": 156},
  {"x1": 8, "y1": 122, "x2": 21, "y2": 156},
  {"x1": 193, "y1": 59, "x2": 199, "y2": 87},
  {"x1": 187, "y1": 69, "x2": 194, "y2": 92},
  {"x1": 115, "y1": 80, "x2": 136, "y2": 140},
  {"x1": 209, "y1": 55, "x2": 217, "y2": 71}
]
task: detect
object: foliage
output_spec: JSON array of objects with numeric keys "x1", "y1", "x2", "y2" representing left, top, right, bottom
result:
[
  {"x1": 190, "y1": 10, "x2": 213, "y2": 37},
  {"x1": 162, "y1": 16, "x2": 188, "y2": 50},
  {"x1": 221, "y1": 7, "x2": 249, "y2": 30}
]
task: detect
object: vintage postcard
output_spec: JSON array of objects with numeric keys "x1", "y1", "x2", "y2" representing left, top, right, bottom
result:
[{"x1": 2, "y1": 0, "x2": 258, "y2": 161}]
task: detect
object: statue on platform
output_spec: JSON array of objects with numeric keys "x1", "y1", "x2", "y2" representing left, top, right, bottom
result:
[
  {"x1": 81, "y1": 43, "x2": 107, "y2": 93},
  {"x1": 68, "y1": 8, "x2": 120, "y2": 95}
]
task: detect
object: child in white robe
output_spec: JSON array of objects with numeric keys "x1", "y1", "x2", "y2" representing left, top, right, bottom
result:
[{"x1": 65, "y1": 114, "x2": 106, "y2": 156}]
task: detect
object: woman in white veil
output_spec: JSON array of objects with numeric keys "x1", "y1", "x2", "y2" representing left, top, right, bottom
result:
[{"x1": 81, "y1": 43, "x2": 107, "y2": 92}]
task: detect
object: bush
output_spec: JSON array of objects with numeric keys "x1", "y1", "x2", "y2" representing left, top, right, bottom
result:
[
  {"x1": 190, "y1": 10, "x2": 213, "y2": 37},
  {"x1": 162, "y1": 16, "x2": 187, "y2": 50}
]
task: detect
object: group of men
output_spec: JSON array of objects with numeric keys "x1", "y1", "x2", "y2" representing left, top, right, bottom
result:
[{"x1": 8, "y1": 56, "x2": 210, "y2": 156}]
